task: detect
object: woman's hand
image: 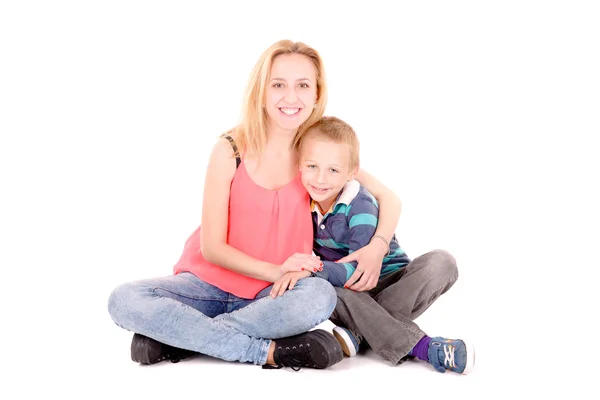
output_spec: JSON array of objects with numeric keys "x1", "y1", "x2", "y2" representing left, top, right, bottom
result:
[
  {"x1": 270, "y1": 270, "x2": 312, "y2": 298},
  {"x1": 338, "y1": 240, "x2": 387, "y2": 291},
  {"x1": 280, "y1": 253, "x2": 322, "y2": 275}
]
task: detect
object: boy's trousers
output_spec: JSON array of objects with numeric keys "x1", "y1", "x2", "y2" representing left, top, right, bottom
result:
[{"x1": 329, "y1": 249, "x2": 458, "y2": 365}]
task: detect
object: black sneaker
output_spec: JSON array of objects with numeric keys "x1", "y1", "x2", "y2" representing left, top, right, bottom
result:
[
  {"x1": 130, "y1": 333, "x2": 197, "y2": 365},
  {"x1": 263, "y1": 329, "x2": 343, "y2": 371}
]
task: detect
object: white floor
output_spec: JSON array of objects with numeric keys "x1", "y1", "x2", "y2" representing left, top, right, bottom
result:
[
  {"x1": 10, "y1": 255, "x2": 586, "y2": 399},
  {"x1": 96, "y1": 318, "x2": 489, "y2": 400},
  {"x1": 22, "y1": 276, "x2": 500, "y2": 399}
]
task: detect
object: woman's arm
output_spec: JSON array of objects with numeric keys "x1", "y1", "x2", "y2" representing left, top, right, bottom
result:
[
  {"x1": 200, "y1": 137, "x2": 319, "y2": 282},
  {"x1": 200, "y1": 138, "x2": 280, "y2": 282},
  {"x1": 355, "y1": 168, "x2": 402, "y2": 246},
  {"x1": 340, "y1": 168, "x2": 402, "y2": 291}
]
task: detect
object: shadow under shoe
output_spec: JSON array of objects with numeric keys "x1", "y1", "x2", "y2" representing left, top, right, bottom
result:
[
  {"x1": 131, "y1": 333, "x2": 198, "y2": 365},
  {"x1": 263, "y1": 329, "x2": 343, "y2": 371}
]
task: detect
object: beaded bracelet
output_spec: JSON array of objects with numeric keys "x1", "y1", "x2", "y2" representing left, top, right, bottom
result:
[{"x1": 371, "y1": 234, "x2": 391, "y2": 255}]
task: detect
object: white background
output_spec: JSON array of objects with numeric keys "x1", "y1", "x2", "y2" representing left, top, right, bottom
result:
[{"x1": 1, "y1": 1, "x2": 598, "y2": 398}]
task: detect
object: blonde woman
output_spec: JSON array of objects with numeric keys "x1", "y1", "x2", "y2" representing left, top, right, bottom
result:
[{"x1": 108, "y1": 40, "x2": 401, "y2": 370}]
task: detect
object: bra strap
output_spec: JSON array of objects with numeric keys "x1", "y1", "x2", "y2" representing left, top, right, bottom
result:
[{"x1": 222, "y1": 134, "x2": 241, "y2": 169}]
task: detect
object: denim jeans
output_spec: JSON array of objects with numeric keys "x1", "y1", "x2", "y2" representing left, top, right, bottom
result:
[
  {"x1": 329, "y1": 250, "x2": 459, "y2": 365},
  {"x1": 108, "y1": 272, "x2": 337, "y2": 365}
]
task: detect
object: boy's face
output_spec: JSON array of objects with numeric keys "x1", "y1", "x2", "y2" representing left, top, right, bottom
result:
[{"x1": 299, "y1": 136, "x2": 357, "y2": 209}]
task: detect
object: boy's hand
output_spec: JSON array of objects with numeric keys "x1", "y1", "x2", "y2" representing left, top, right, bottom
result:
[
  {"x1": 339, "y1": 241, "x2": 386, "y2": 291},
  {"x1": 270, "y1": 270, "x2": 312, "y2": 298}
]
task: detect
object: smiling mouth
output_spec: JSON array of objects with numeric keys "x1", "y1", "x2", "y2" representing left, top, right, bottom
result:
[
  {"x1": 279, "y1": 107, "x2": 301, "y2": 116},
  {"x1": 310, "y1": 185, "x2": 329, "y2": 194}
]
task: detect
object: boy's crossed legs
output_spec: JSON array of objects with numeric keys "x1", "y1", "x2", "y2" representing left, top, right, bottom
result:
[{"x1": 330, "y1": 249, "x2": 475, "y2": 374}]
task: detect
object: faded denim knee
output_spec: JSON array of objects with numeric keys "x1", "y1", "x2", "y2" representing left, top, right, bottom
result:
[
  {"x1": 294, "y1": 277, "x2": 337, "y2": 325},
  {"x1": 107, "y1": 282, "x2": 138, "y2": 328}
]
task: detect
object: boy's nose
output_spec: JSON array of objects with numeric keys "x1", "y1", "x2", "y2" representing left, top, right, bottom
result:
[{"x1": 316, "y1": 171, "x2": 327, "y2": 183}]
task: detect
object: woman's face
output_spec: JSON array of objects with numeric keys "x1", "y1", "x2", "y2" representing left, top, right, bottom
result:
[{"x1": 265, "y1": 53, "x2": 318, "y2": 135}]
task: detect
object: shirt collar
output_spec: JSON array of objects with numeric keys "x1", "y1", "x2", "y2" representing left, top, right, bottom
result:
[
  {"x1": 310, "y1": 180, "x2": 361, "y2": 216},
  {"x1": 336, "y1": 180, "x2": 361, "y2": 206}
]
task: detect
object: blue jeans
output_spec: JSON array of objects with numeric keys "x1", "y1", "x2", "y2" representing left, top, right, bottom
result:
[{"x1": 107, "y1": 272, "x2": 336, "y2": 365}]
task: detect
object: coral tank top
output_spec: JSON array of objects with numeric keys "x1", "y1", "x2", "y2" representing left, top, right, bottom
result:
[{"x1": 172, "y1": 159, "x2": 313, "y2": 299}]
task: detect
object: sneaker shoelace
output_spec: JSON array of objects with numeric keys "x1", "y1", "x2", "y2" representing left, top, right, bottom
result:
[
  {"x1": 443, "y1": 343, "x2": 457, "y2": 369},
  {"x1": 271, "y1": 343, "x2": 315, "y2": 371},
  {"x1": 355, "y1": 332, "x2": 364, "y2": 345}
]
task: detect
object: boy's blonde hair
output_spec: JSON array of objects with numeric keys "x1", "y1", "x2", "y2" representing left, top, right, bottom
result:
[
  {"x1": 298, "y1": 116, "x2": 360, "y2": 169},
  {"x1": 230, "y1": 40, "x2": 328, "y2": 158}
]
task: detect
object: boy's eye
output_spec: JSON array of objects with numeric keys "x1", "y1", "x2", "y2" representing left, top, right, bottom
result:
[
  {"x1": 307, "y1": 164, "x2": 316, "y2": 169},
  {"x1": 330, "y1": 168, "x2": 339, "y2": 173}
]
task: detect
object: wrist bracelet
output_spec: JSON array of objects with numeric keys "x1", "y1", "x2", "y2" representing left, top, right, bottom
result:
[{"x1": 371, "y1": 234, "x2": 391, "y2": 255}]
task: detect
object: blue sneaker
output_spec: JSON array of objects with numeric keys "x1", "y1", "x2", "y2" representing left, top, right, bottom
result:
[
  {"x1": 427, "y1": 337, "x2": 475, "y2": 374},
  {"x1": 332, "y1": 326, "x2": 363, "y2": 357}
]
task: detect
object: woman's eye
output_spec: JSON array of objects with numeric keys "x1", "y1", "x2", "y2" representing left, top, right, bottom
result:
[
  {"x1": 273, "y1": 83, "x2": 284, "y2": 88},
  {"x1": 299, "y1": 83, "x2": 309, "y2": 88}
]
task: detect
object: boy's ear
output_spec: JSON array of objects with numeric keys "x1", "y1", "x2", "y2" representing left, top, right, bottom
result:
[{"x1": 348, "y1": 165, "x2": 359, "y2": 181}]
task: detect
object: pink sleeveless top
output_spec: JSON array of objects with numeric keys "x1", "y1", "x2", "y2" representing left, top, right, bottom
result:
[{"x1": 172, "y1": 160, "x2": 313, "y2": 299}]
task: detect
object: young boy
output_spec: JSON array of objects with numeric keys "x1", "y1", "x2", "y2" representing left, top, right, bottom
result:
[{"x1": 296, "y1": 116, "x2": 475, "y2": 374}]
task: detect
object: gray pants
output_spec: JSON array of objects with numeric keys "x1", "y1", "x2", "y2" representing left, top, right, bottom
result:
[{"x1": 329, "y1": 249, "x2": 458, "y2": 365}]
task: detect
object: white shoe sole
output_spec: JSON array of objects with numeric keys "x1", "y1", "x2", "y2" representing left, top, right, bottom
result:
[
  {"x1": 461, "y1": 341, "x2": 475, "y2": 375},
  {"x1": 332, "y1": 327, "x2": 357, "y2": 357}
]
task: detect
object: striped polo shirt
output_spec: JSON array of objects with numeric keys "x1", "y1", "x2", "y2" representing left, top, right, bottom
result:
[{"x1": 311, "y1": 180, "x2": 410, "y2": 287}]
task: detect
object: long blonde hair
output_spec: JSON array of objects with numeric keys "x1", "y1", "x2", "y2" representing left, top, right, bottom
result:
[{"x1": 230, "y1": 40, "x2": 328, "y2": 158}]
